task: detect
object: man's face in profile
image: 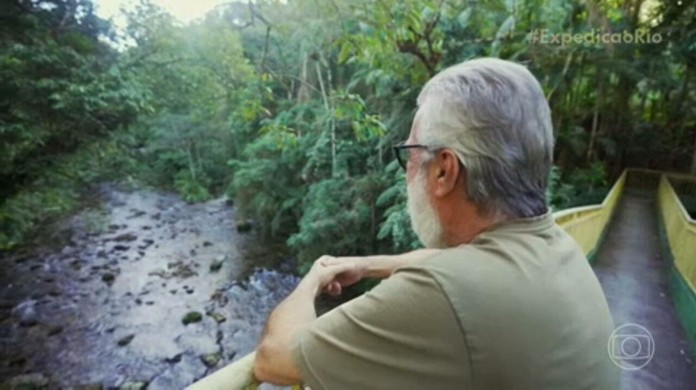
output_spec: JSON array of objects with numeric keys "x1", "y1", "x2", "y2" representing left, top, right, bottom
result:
[{"x1": 406, "y1": 109, "x2": 445, "y2": 249}]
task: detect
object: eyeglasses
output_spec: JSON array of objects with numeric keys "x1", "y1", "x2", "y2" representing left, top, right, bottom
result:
[{"x1": 392, "y1": 142, "x2": 431, "y2": 171}]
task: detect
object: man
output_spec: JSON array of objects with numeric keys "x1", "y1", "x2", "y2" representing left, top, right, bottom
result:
[{"x1": 253, "y1": 58, "x2": 619, "y2": 389}]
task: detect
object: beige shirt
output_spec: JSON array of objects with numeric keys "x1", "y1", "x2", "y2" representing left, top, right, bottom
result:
[{"x1": 292, "y1": 213, "x2": 620, "y2": 389}]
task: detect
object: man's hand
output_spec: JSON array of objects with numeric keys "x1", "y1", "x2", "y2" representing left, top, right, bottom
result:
[
  {"x1": 300, "y1": 255, "x2": 367, "y2": 297},
  {"x1": 320, "y1": 249, "x2": 443, "y2": 295}
]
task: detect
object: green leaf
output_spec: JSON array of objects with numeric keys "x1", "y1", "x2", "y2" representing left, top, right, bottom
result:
[
  {"x1": 338, "y1": 41, "x2": 353, "y2": 64},
  {"x1": 457, "y1": 8, "x2": 472, "y2": 29},
  {"x1": 495, "y1": 15, "x2": 515, "y2": 40}
]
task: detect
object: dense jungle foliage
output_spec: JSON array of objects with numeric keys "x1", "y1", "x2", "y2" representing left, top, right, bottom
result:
[{"x1": 1, "y1": 0, "x2": 695, "y2": 271}]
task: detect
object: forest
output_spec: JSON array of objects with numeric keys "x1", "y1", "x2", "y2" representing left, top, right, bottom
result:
[{"x1": 1, "y1": 0, "x2": 695, "y2": 271}]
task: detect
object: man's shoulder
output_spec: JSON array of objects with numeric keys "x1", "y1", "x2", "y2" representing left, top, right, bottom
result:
[
  {"x1": 399, "y1": 225, "x2": 591, "y2": 298},
  {"x1": 401, "y1": 239, "x2": 532, "y2": 280}
]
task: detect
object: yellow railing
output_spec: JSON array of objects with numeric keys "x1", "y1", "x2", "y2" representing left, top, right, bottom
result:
[
  {"x1": 187, "y1": 353, "x2": 258, "y2": 390},
  {"x1": 658, "y1": 174, "x2": 696, "y2": 296},
  {"x1": 187, "y1": 352, "x2": 303, "y2": 390},
  {"x1": 553, "y1": 170, "x2": 627, "y2": 257}
]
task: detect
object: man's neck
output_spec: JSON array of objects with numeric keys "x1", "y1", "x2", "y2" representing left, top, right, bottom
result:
[{"x1": 441, "y1": 204, "x2": 503, "y2": 247}]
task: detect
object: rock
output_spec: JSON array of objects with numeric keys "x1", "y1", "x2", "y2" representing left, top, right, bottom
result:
[
  {"x1": 209, "y1": 258, "x2": 224, "y2": 272},
  {"x1": 202, "y1": 241, "x2": 213, "y2": 247},
  {"x1": 69, "y1": 260, "x2": 83, "y2": 271},
  {"x1": 47, "y1": 325, "x2": 63, "y2": 336},
  {"x1": 117, "y1": 334, "x2": 135, "y2": 346},
  {"x1": 70, "y1": 384, "x2": 103, "y2": 390},
  {"x1": 118, "y1": 381, "x2": 147, "y2": 390},
  {"x1": 114, "y1": 233, "x2": 138, "y2": 242},
  {"x1": 13, "y1": 300, "x2": 38, "y2": 327},
  {"x1": 7, "y1": 373, "x2": 49, "y2": 388},
  {"x1": 148, "y1": 269, "x2": 167, "y2": 278},
  {"x1": 147, "y1": 268, "x2": 169, "y2": 279},
  {"x1": 113, "y1": 245, "x2": 130, "y2": 251},
  {"x1": 200, "y1": 352, "x2": 221, "y2": 368},
  {"x1": 235, "y1": 220, "x2": 253, "y2": 233},
  {"x1": 101, "y1": 273, "x2": 116, "y2": 284},
  {"x1": 8, "y1": 356, "x2": 27, "y2": 367},
  {"x1": 176, "y1": 333, "x2": 219, "y2": 356},
  {"x1": 165, "y1": 353, "x2": 182, "y2": 364},
  {"x1": 47, "y1": 288, "x2": 62, "y2": 297},
  {"x1": 148, "y1": 354, "x2": 206, "y2": 390},
  {"x1": 14, "y1": 254, "x2": 31, "y2": 263},
  {"x1": 182, "y1": 311, "x2": 203, "y2": 325},
  {"x1": 209, "y1": 312, "x2": 226, "y2": 324},
  {"x1": 128, "y1": 332, "x2": 180, "y2": 362},
  {"x1": 127, "y1": 210, "x2": 147, "y2": 219}
]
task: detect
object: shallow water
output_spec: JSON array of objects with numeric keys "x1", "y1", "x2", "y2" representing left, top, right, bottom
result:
[{"x1": 0, "y1": 183, "x2": 299, "y2": 389}]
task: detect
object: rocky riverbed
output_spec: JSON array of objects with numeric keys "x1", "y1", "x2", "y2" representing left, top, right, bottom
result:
[{"x1": 0, "y1": 183, "x2": 300, "y2": 389}]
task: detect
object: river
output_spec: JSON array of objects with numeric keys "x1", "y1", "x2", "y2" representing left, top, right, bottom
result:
[{"x1": 0, "y1": 183, "x2": 300, "y2": 389}]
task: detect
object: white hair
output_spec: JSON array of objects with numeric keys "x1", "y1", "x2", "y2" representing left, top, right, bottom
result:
[{"x1": 416, "y1": 58, "x2": 554, "y2": 218}]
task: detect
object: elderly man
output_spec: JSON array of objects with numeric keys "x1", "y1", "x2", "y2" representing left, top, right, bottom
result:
[{"x1": 253, "y1": 58, "x2": 619, "y2": 389}]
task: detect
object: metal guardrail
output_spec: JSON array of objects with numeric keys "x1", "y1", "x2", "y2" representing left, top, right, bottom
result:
[
  {"x1": 658, "y1": 174, "x2": 696, "y2": 301},
  {"x1": 657, "y1": 173, "x2": 696, "y2": 353},
  {"x1": 187, "y1": 352, "x2": 259, "y2": 390},
  {"x1": 552, "y1": 170, "x2": 627, "y2": 257}
]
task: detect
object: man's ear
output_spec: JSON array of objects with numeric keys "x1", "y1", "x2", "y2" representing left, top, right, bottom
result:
[{"x1": 432, "y1": 150, "x2": 460, "y2": 198}]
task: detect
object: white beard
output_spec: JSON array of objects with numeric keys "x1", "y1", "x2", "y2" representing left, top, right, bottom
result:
[{"x1": 407, "y1": 169, "x2": 446, "y2": 248}]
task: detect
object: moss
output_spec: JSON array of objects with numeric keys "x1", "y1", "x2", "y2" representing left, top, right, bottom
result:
[{"x1": 182, "y1": 311, "x2": 203, "y2": 325}]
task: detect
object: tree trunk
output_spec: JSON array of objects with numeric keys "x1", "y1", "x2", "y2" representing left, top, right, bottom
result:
[
  {"x1": 587, "y1": 87, "x2": 601, "y2": 163},
  {"x1": 296, "y1": 54, "x2": 311, "y2": 102},
  {"x1": 314, "y1": 59, "x2": 336, "y2": 177}
]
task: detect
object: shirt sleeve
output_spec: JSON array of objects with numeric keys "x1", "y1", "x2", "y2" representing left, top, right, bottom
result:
[{"x1": 291, "y1": 266, "x2": 472, "y2": 390}]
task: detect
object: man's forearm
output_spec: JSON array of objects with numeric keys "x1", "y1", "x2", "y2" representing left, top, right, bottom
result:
[
  {"x1": 362, "y1": 249, "x2": 441, "y2": 278},
  {"x1": 254, "y1": 279, "x2": 318, "y2": 385}
]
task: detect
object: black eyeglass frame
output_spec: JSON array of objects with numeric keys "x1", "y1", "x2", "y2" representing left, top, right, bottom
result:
[{"x1": 392, "y1": 142, "x2": 435, "y2": 171}]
